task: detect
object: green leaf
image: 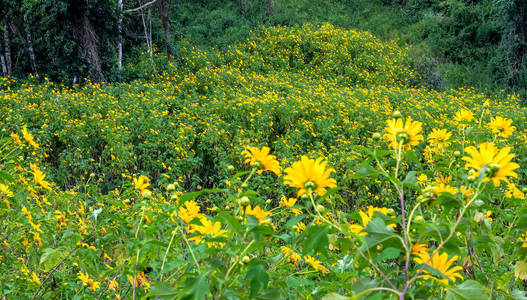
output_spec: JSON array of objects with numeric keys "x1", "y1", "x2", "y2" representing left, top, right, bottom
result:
[
  {"x1": 218, "y1": 211, "x2": 242, "y2": 234},
  {"x1": 509, "y1": 289, "x2": 527, "y2": 300},
  {"x1": 373, "y1": 247, "x2": 400, "y2": 263},
  {"x1": 179, "y1": 189, "x2": 226, "y2": 206},
  {"x1": 182, "y1": 272, "x2": 210, "y2": 300},
  {"x1": 446, "y1": 280, "x2": 489, "y2": 300},
  {"x1": 39, "y1": 248, "x2": 64, "y2": 272},
  {"x1": 322, "y1": 292, "x2": 350, "y2": 300},
  {"x1": 246, "y1": 265, "x2": 269, "y2": 297},
  {"x1": 302, "y1": 224, "x2": 329, "y2": 256},
  {"x1": 147, "y1": 282, "x2": 178, "y2": 299},
  {"x1": 351, "y1": 164, "x2": 381, "y2": 179},
  {"x1": 360, "y1": 218, "x2": 398, "y2": 251},
  {"x1": 402, "y1": 171, "x2": 418, "y2": 189},
  {"x1": 0, "y1": 171, "x2": 13, "y2": 184}
]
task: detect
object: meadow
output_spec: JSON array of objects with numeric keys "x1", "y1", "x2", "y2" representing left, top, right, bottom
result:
[{"x1": 1, "y1": 24, "x2": 527, "y2": 299}]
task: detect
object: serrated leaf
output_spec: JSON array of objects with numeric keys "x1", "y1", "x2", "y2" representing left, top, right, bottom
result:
[
  {"x1": 360, "y1": 218, "x2": 397, "y2": 251},
  {"x1": 39, "y1": 248, "x2": 64, "y2": 272},
  {"x1": 446, "y1": 280, "x2": 489, "y2": 300},
  {"x1": 322, "y1": 292, "x2": 350, "y2": 300},
  {"x1": 246, "y1": 265, "x2": 269, "y2": 297},
  {"x1": 147, "y1": 282, "x2": 178, "y2": 299},
  {"x1": 302, "y1": 224, "x2": 329, "y2": 256}
]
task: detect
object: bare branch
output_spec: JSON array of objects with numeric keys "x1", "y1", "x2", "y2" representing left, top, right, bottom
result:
[{"x1": 124, "y1": 0, "x2": 157, "y2": 13}]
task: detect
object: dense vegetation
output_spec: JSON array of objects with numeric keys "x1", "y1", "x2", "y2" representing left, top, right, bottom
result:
[
  {"x1": 1, "y1": 0, "x2": 526, "y2": 99},
  {"x1": 1, "y1": 24, "x2": 527, "y2": 299}
]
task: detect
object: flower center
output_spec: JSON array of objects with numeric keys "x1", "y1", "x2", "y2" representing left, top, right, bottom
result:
[
  {"x1": 304, "y1": 180, "x2": 317, "y2": 191},
  {"x1": 396, "y1": 132, "x2": 410, "y2": 145}
]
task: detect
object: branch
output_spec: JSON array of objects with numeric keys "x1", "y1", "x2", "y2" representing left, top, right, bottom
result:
[{"x1": 124, "y1": 0, "x2": 157, "y2": 13}]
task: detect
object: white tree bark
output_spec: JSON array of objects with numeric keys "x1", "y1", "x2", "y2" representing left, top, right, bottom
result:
[
  {"x1": 1, "y1": 55, "x2": 7, "y2": 76},
  {"x1": 3, "y1": 25, "x2": 12, "y2": 76},
  {"x1": 118, "y1": 0, "x2": 123, "y2": 70}
]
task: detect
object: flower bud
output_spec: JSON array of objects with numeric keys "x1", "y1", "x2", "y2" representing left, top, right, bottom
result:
[
  {"x1": 414, "y1": 215, "x2": 424, "y2": 223},
  {"x1": 372, "y1": 132, "x2": 381, "y2": 140},
  {"x1": 241, "y1": 256, "x2": 251, "y2": 264},
  {"x1": 226, "y1": 165, "x2": 235, "y2": 172},
  {"x1": 453, "y1": 151, "x2": 461, "y2": 157},
  {"x1": 90, "y1": 173, "x2": 96, "y2": 178},
  {"x1": 142, "y1": 190, "x2": 152, "y2": 198},
  {"x1": 316, "y1": 205, "x2": 325, "y2": 213},
  {"x1": 241, "y1": 182, "x2": 248, "y2": 189},
  {"x1": 396, "y1": 132, "x2": 410, "y2": 144},
  {"x1": 392, "y1": 110, "x2": 402, "y2": 119},
  {"x1": 239, "y1": 196, "x2": 250, "y2": 206},
  {"x1": 167, "y1": 184, "x2": 176, "y2": 192},
  {"x1": 467, "y1": 175, "x2": 477, "y2": 182},
  {"x1": 473, "y1": 199, "x2": 484, "y2": 207},
  {"x1": 522, "y1": 188, "x2": 527, "y2": 193},
  {"x1": 266, "y1": 199, "x2": 272, "y2": 204}
]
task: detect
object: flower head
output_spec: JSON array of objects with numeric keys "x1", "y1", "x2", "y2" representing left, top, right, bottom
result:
[
  {"x1": 242, "y1": 146, "x2": 281, "y2": 176},
  {"x1": 454, "y1": 109, "x2": 474, "y2": 123},
  {"x1": 283, "y1": 156, "x2": 337, "y2": 197},
  {"x1": 428, "y1": 129, "x2": 452, "y2": 151},
  {"x1": 414, "y1": 252, "x2": 464, "y2": 285},
  {"x1": 487, "y1": 116, "x2": 516, "y2": 138},
  {"x1": 245, "y1": 205, "x2": 272, "y2": 224},
  {"x1": 22, "y1": 126, "x2": 39, "y2": 149},
  {"x1": 30, "y1": 163, "x2": 51, "y2": 190},
  {"x1": 304, "y1": 255, "x2": 328, "y2": 273},
  {"x1": 133, "y1": 175, "x2": 150, "y2": 196},
  {"x1": 383, "y1": 117, "x2": 423, "y2": 150},
  {"x1": 463, "y1": 142, "x2": 519, "y2": 186}
]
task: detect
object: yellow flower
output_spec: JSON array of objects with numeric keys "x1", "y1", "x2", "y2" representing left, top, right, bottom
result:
[
  {"x1": 128, "y1": 272, "x2": 150, "y2": 288},
  {"x1": 133, "y1": 175, "x2": 150, "y2": 196},
  {"x1": 109, "y1": 279, "x2": 119, "y2": 291},
  {"x1": 177, "y1": 200, "x2": 202, "y2": 224},
  {"x1": 242, "y1": 146, "x2": 281, "y2": 176},
  {"x1": 414, "y1": 252, "x2": 464, "y2": 285},
  {"x1": 427, "y1": 129, "x2": 452, "y2": 151},
  {"x1": 304, "y1": 255, "x2": 328, "y2": 273},
  {"x1": 189, "y1": 217, "x2": 228, "y2": 247},
  {"x1": 30, "y1": 163, "x2": 51, "y2": 190},
  {"x1": 454, "y1": 109, "x2": 474, "y2": 123},
  {"x1": 487, "y1": 116, "x2": 516, "y2": 138},
  {"x1": 31, "y1": 272, "x2": 41, "y2": 285},
  {"x1": 506, "y1": 183, "x2": 525, "y2": 199},
  {"x1": 245, "y1": 205, "x2": 272, "y2": 224},
  {"x1": 22, "y1": 126, "x2": 39, "y2": 149},
  {"x1": 77, "y1": 271, "x2": 90, "y2": 285},
  {"x1": 279, "y1": 195, "x2": 296, "y2": 207},
  {"x1": 281, "y1": 246, "x2": 301, "y2": 265},
  {"x1": 433, "y1": 183, "x2": 458, "y2": 196},
  {"x1": 283, "y1": 156, "x2": 337, "y2": 197},
  {"x1": 411, "y1": 243, "x2": 429, "y2": 256},
  {"x1": 383, "y1": 117, "x2": 423, "y2": 150},
  {"x1": 463, "y1": 142, "x2": 519, "y2": 186},
  {"x1": 0, "y1": 184, "x2": 13, "y2": 197},
  {"x1": 10, "y1": 132, "x2": 22, "y2": 145},
  {"x1": 417, "y1": 174, "x2": 428, "y2": 186}
]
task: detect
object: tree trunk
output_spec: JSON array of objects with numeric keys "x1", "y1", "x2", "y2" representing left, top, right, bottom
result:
[
  {"x1": 26, "y1": 31, "x2": 38, "y2": 76},
  {"x1": 266, "y1": 0, "x2": 271, "y2": 17},
  {"x1": 1, "y1": 54, "x2": 7, "y2": 76},
  {"x1": 72, "y1": 14, "x2": 106, "y2": 82},
  {"x1": 157, "y1": 0, "x2": 172, "y2": 62},
  {"x1": 3, "y1": 25, "x2": 12, "y2": 76},
  {"x1": 118, "y1": 0, "x2": 123, "y2": 70}
]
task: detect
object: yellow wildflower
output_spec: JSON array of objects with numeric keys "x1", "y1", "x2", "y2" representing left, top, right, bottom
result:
[
  {"x1": 242, "y1": 146, "x2": 281, "y2": 176},
  {"x1": 283, "y1": 156, "x2": 337, "y2": 197}
]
